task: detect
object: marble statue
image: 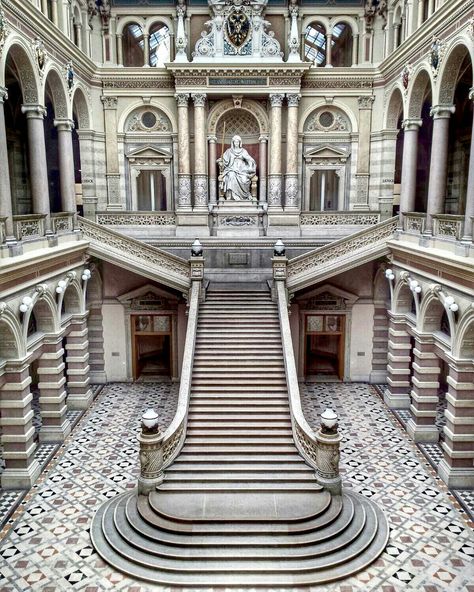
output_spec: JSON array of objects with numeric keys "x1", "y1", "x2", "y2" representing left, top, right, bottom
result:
[{"x1": 219, "y1": 135, "x2": 256, "y2": 201}]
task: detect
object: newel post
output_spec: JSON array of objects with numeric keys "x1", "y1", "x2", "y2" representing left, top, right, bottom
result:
[
  {"x1": 138, "y1": 409, "x2": 164, "y2": 495},
  {"x1": 315, "y1": 408, "x2": 342, "y2": 495},
  {"x1": 272, "y1": 239, "x2": 287, "y2": 299}
]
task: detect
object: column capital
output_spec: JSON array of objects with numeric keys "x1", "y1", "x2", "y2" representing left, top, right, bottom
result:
[
  {"x1": 21, "y1": 104, "x2": 47, "y2": 119},
  {"x1": 191, "y1": 93, "x2": 206, "y2": 107},
  {"x1": 101, "y1": 95, "x2": 118, "y2": 109},
  {"x1": 430, "y1": 104, "x2": 455, "y2": 119},
  {"x1": 357, "y1": 95, "x2": 375, "y2": 110},
  {"x1": 54, "y1": 118, "x2": 75, "y2": 131},
  {"x1": 175, "y1": 93, "x2": 189, "y2": 107},
  {"x1": 269, "y1": 93, "x2": 284, "y2": 107},
  {"x1": 402, "y1": 118, "x2": 422, "y2": 131},
  {"x1": 0, "y1": 86, "x2": 8, "y2": 103},
  {"x1": 259, "y1": 134, "x2": 269, "y2": 143},
  {"x1": 287, "y1": 93, "x2": 301, "y2": 107},
  {"x1": 207, "y1": 135, "x2": 217, "y2": 143}
]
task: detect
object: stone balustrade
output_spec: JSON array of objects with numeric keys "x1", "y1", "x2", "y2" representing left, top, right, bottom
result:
[
  {"x1": 12, "y1": 214, "x2": 47, "y2": 241},
  {"x1": 403, "y1": 212, "x2": 426, "y2": 235},
  {"x1": 300, "y1": 212, "x2": 380, "y2": 226},
  {"x1": 96, "y1": 212, "x2": 177, "y2": 226},
  {"x1": 433, "y1": 214, "x2": 464, "y2": 241}
]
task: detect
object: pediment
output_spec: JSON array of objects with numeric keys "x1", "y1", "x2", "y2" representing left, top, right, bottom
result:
[
  {"x1": 296, "y1": 283, "x2": 358, "y2": 309},
  {"x1": 126, "y1": 145, "x2": 172, "y2": 161},
  {"x1": 118, "y1": 284, "x2": 179, "y2": 309},
  {"x1": 304, "y1": 145, "x2": 349, "y2": 162}
]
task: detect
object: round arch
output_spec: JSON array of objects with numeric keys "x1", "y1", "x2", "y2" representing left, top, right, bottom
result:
[
  {"x1": 393, "y1": 280, "x2": 414, "y2": 315},
  {"x1": 418, "y1": 291, "x2": 446, "y2": 334},
  {"x1": 118, "y1": 99, "x2": 177, "y2": 134},
  {"x1": 0, "y1": 37, "x2": 40, "y2": 103},
  {"x1": 61, "y1": 280, "x2": 84, "y2": 318},
  {"x1": 144, "y1": 17, "x2": 174, "y2": 35},
  {"x1": 116, "y1": 17, "x2": 146, "y2": 36},
  {"x1": 407, "y1": 66, "x2": 434, "y2": 118},
  {"x1": 301, "y1": 16, "x2": 330, "y2": 33},
  {"x1": 384, "y1": 85, "x2": 405, "y2": 130},
  {"x1": 43, "y1": 65, "x2": 69, "y2": 119},
  {"x1": 329, "y1": 16, "x2": 359, "y2": 37},
  {"x1": 438, "y1": 39, "x2": 474, "y2": 106},
  {"x1": 207, "y1": 99, "x2": 269, "y2": 136},
  {"x1": 453, "y1": 307, "x2": 474, "y2": 359},
  {"x1": 23, "y1": 292, "x2": 58, "y2": 343},
  {"x1": 299, "y1": 99, "x2": 358, "y2": 134},
  {"x1": 71, "y1": 84, "x2": 92, "y2": 128},
  {"x1": 0, "y1": 306, "x2": 23, "y2": 360}
]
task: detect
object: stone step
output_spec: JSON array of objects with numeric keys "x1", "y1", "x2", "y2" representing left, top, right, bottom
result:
[
  {"x1": 180, "y1": 446, "x2": 297, "y2": 454},
  {"x1": 164, "y1": 473, "x2": 315, "y2": 483},
  {"x1": 175, "y1": 454, "x2": 304, "y2": 464},
  {"x1": 184, "y1": 437, "x2": 295, "y2": 445},
  {"x1": 192, "y1": 358, "x2": 284, "y2": 364},
  {"x1": 191, "y1": 378, "x2": 287, "y2": 385},
  {"x1": 187, "y1": 422, "x2": 292, "y2": 429},
  {"x1": 168, "y1": 463, "x2": 309, "y2": 473},
  {"x1": 187, "y1": 413, "x2": 291, "y2": 421}
]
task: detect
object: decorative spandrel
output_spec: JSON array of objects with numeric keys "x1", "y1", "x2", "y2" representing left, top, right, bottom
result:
[{"x1": 192, "y1": 0, "x2": 283, "y2": 62}]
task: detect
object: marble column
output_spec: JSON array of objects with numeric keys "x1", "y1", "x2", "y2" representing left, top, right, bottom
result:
[
  {"x1": 462, "y1": 89, "x2": 474, "y2": 242},
  {"x1": 176, "y1": 94, "x2": 191, "y2": 208},
  {"x1": 418, "y1": 0, "x2": 425, "y2": 27},
  {"x1": 55, "y1": 119, "x2": 77, "y2": 216},
  {"x1": 0, "y1": 87, "x2": 15, "y2": 243},
  {"x1": 354, "y1": 96, "x2": 375, "y2": 210},
  {"x1": 428, "y1": 0, "x2": 435, "y2": 17},
  {"x1": 0, "y1": 363, "x2": 41, "y2": 489},
  {"x1": 352, "y1": 33, "x2": 359, "y2": 65},
  {"x1": 399, "y1": 118, "x2": 422, "y2": 226},
  {"x1": 101, "y1": 96, "x2": 122, "y2": 210},
  {"x1": 326, "y1": 34, "x2": 333, "y2": 67},
  {"x1": 406, "y1": 336, "x2": 441, "y2": 442},
  {"x1": 438, "y1": 361, "x2": 474, "y2": 488},
  {"x1": 259, "y1": 135, "x2": 268, "y2": 204},
  {"x1": 424, "y1": 105, "x2": 455, "y2": 235},
  {"x1": 65, "y1": 318, "x2": 93, "y2": 410},
  {"x1": 37, "y1": 339, "x2": 72, "y2": 442},
  {"x1": 268, "y1": 94, "x2": 284, "y2": 208},
  {"x1": 41, "y1": 0, "x2": 48, "y2": 16},
  {"x1": 208, "y1": 136, "x2": 218, "y2": 205},
  {"x1": 192, "y1": 93, "x2": 208, "y2": 209},
  {"x1": 285, "y1": 94, "x2": 300, "y2": 210},
  {"x1": 21, "y1": 104, "x2": 52, "y2": 233},
  {"x1": 51, "y1": 0, "x2": 59, "y2": 26},
  {"x1": 74, "y1": 24, "x2": 82, "y2": 50},
  {"x1": 143, "y1": 33, "x2": 150, "y2": 66},
  {"x1": 383, "y1": 314, "x2": 412, "y2": 409},
  {"x1": 116, "y1": 34, "x2": 123, "y2": 65}
]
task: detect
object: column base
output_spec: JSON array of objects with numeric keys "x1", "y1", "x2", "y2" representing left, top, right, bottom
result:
[
  {"x1": 315, "y1": 473, "x2": 342, "y2": 496},
  {"x1": 90, "y1": 370, "x2": 107, "y2": 384},
  {"x1": 39, "y1": 419, "x2": 72, "y2": 443},
  {"x1": 437, "y1": 458, "x2": 474, "y2": 489},
  {"x1": 67, "y1": 389, "x2": 93, "y2": 410},
  {"x1": 406, "y1": 419, "x2": 439, "y2": 443},
  {"x1": 1, "y1": 460, "x2": 41, "y2": 490},
  {"x1": 369, "y1": 370, "x2": 388, "y2": 384},
  {"x1": 383, "y1": 388, "x2": 411, "y2": 409},
  {"x1": 138, "y1": 473, "x2": 164, "y2": 495}
]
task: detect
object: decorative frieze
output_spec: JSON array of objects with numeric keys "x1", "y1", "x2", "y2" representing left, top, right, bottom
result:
[
  {"x1": 96, "y1": 213, "x2": 177, "y2": 226},
  {"x1": 102, "y1": 78, "x2": 174, "y2": 89},
  {"x1": 302, "y1": 78, "x2": 373, "y2": 90},
  {"x1": 300, "y1": 213, "x2": 379, "y2": 226}
]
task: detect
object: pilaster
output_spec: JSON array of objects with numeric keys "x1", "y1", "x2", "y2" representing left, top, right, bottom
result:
[
  {"x1": 354, "y1": 96, "x2": 375, "y2": 210},
  {"x1": 384, "y1": 315, "x2": 412, "y2": 409},
  {"x1": 65, "y1": 319, "x2": 93, "y2": 410},
  {"x1": 101, "y1": 96, "x2": 122, "y2": 211},
  {"x1": 268, "y1": 94, "x2": 284, "y2": 209}
]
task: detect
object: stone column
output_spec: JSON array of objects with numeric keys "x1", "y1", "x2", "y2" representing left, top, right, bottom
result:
[
  {"x1": 385, "y1": 10, "x2": 394, "y2": 57},
  {"x1": 192, "y1": 93, "x2": 208, "y2": 210},
  {"x1": 352, "y1": 33, "x2": 359, "y2": 65},
  {"x1": 406, "y1": 336, "x2": 440, "y2": 442},
  {"x1": 268, "y1": 94, "x2": 284, "y2": 208},
  {"x1": 259, "y1": 135, "x2": 268, "y2": 204},
  {"x1": 143, "y1": 33, "x2": 150, "y2": 66},
  {"x1": 37, "y1": 339, "x2": 72, "y2": 442},
  {"x1": 65, "y1": 318, "x2": 93, "y2": 410},
  {"x1": 41, "y1": 0, "x2": 48, "y2": 16},
  {"x1": 0, "y1": 87, "x2": 15, "y2": 243},
  {"x1": 55, "y1": 118, "x2": 77, "y2": 217},
  {"x1": 116, "y1": 34, "x2": 123, "y2": 65},
  {"x1": 101, "y1": 96, "x2": 122, "y2": 210},
  {"x1": 326, "y1": 33, "x2": 333, "y2": 67},
  {"x1": 354, "y1": 96, "x2": 375, "y2": 210},
  {"x1": 285, "y1": 94, "x2": 300, "y2": 210},
  {"x1": 208, "y1": 135, "x2": 218, "y2": 205},
  {"x1": 428, "y1": 0, "x2": 435, "y2": 17},
  {"x1": 88, "y1": 306, "x2": 107, "y2": 383},
  {"x1": 418, "y1": 0, "x2": 425, "y2": 27},
  {"x1": 51, "y1": 0, "x2": 59, "y2": 26},
  {"x1": 399, "y1": 118, "x2": 422, "y2": 226},
  {"x1": 424, "y1": 105, "x2": 455, "y2": 235},
  {"x1": 462, "y1": 89, "x2": 474, "y2": 242},
  {"x1": 383, "y1": 314, "x2": 412, "y2": 409},
  {"x1": 176, "y1": 94, "x2": 192, "y2": 208},
  {"x1": 21, "y1": 104, "x2": 52, "y2": 233},
  {"x1": 438, "y1": 361, "x2": 474, "y2": 488},
  {"x1": 0, "y1": 363, "x2": 41, "y2": 489}
]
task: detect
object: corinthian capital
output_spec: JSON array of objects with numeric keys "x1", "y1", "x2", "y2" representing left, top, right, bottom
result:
[
  {"x1": 287, "y1": 93, "x2": 301, "y2": 107},
  {"x1": 192, "y1": 93, "x2": 206, "y2": 107},
  {"x1": 101, "y1": 95, "x2": 118, "y2": 109},
  {"x1": 175, "y1": 93, "x2": 189, "y2": 107},
  {"x1": 357, "y1": 95, "x2": 375, "y2": 110},
  {"x1": 270, "y1": 94, "x2": 284, "y2": 108}
]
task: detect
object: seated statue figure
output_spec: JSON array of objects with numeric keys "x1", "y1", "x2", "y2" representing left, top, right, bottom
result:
[{"x1": 218, "y1": 135, "x2": 256, "y2": 201}]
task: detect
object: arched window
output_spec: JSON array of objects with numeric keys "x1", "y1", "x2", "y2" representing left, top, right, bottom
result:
[
  {"x1": 149, "y1": 23, "x2": 171, "y2": 67},
  {"x1": 304, "y1": 23, "x2": 327, "y2": 66},
  {"x1": 331, "y1": 23, "x2": 353, "y2": 67},
  {"x1": 123, "y1": 23, "x2": 145, "y2": 67}
]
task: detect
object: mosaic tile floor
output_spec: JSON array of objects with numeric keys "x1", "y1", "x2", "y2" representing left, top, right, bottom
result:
[{"x1": 0, "y1": 382, "x2": 473, "y2": 592}]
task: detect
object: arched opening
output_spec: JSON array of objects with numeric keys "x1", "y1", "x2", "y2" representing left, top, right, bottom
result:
[
  {"x1": 304, "y1": 22, "x2": 327, "y2": 66},
  {"x1": 72, "y1": 7, "x2": 82, "y2": 49},
  {"x1": 148, "y1": 22, "x2": 171, "y2": 67},
  {"x1": 44, "y1": 87, "x2": 61, "y2": 213},
  {"x1": 123, "y1": 23, "x2": 145, "y2": 67},
  {"x1": 331, "y1": 23, "x2": 353, "y2": 67},
  {"x1": 386, "y1": 87, "x2": 405, "y2": 216},
  {"x1": 459, "y1": 319, "x2": 474, "y2": 359},
  {"x1": 394, "y1": 7, "x2": 402, "y2": 49},
  {"x1": 72, "y1": 89, "x2": 91, "y2": 217},
  {"x1": 0, "y1": 320, "x2": 20, "y2": 361},
  {"x1": 445, "y1": 52, "x2": 472, "y2": 215},
  {"x1": 422, "y1": 298, "x2": 446, "y2": 334},
  {"x1": 4, "y1": 55, "x2": 32, "y2": 216},
  {"x1": 395, "y1": 283, "x2": 414, "y2": 315},
  {"x1": 62, "y1": 284, "x2": 81, "y2": 320}
]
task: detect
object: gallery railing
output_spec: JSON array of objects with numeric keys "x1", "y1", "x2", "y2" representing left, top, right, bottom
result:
[
  {"x1": 300, "y1": 211, "x2": 380, "y2": 226},
  {"x1": 96, "y1": 211, "x2": 177, "y2": 226}
]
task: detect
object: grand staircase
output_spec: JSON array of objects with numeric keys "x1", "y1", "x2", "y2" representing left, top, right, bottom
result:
[{"x1": 91, "y1": 288, "x2": 389, "y2": 586}]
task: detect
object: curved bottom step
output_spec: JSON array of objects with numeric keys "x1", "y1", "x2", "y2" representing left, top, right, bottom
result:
[{"x1": 91, "y1": 489, "x2": 389, "y2": 586}]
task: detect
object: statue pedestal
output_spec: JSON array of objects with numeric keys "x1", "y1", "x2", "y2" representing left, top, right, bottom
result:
[{"x1": 212, "y1": 201, "x2": 264, "y2": 238}]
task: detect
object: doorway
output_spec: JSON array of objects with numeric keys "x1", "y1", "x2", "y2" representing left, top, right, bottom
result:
[
  {"x1": 132, "y1": 314, "x2": 172, "y2": 380},
  {"x1": 304, "y1": 314, "x2": 345, "y2": 380}
]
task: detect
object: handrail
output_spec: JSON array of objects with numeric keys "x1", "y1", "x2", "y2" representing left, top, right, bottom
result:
[
  {"x1": 161, "y1": 279, "x2": 201, "y2": 470},
  {"x1": 275, "y1": 280, "x2": 319, "y2": 471},
  {"x1": 77, "y1": 216, "x2": 190, "y2": 292},
  {"x1": 287, "y1": 216, "x2": 398, "y2": 292}
]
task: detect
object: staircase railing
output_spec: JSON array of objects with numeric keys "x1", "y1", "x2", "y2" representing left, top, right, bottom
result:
[
  {"x1": 286, "y1": 216, "x2": 398, "y2": 292},
  {"x1": 77, "y1": 216, "x2": 190, "y2": 292}
]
